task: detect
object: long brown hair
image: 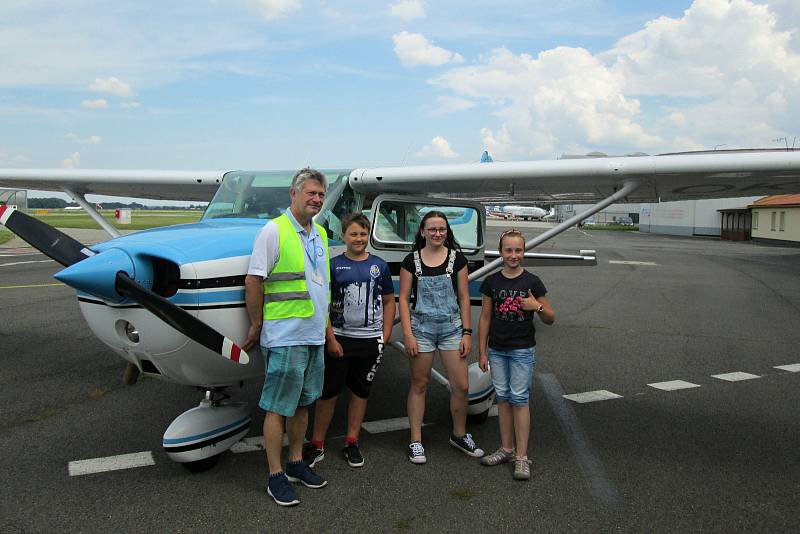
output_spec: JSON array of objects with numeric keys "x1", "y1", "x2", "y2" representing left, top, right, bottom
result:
[{"x1": 413, "y1": 211, "x2": 462, "y2": 252}]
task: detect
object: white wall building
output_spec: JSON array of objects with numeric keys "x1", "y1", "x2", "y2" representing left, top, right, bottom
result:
[{"x1": 750, "y1": 195, "x2": 800, "y2": 246}]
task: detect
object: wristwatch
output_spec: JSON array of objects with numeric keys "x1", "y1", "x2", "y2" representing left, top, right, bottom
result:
[{"x1": 536, "y1": 304, "x2": 544, "y2": 313}]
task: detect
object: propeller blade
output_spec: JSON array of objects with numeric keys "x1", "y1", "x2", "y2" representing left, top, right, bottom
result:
[
  {"x1": 114, "y1": 272, "x2": 250, "y2": 365},
  {"x1": 0, "y1": 205, "x2": 93, "y2": 267}
]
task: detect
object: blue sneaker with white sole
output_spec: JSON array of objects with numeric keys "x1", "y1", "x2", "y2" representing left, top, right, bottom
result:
[
  {"x1": 266, "y1": 472, "x2": 300, "y2": 507},
  {"x1": 285, "y1": 459, "x2": 327, "y2": 488}
]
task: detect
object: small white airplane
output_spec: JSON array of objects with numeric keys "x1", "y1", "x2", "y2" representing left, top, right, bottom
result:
[{"x1": 1, "y1": 148, "x2": 799, "y2": 470}]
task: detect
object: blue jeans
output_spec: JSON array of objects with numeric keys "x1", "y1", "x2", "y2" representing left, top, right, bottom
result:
[{"x1": 488, "y1": 346, "x2": 536, "y2": 406}]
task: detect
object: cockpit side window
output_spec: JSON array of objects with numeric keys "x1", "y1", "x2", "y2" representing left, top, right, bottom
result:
[{"x1": 315, "y1": 173, "x2": 359, "y2": 245}]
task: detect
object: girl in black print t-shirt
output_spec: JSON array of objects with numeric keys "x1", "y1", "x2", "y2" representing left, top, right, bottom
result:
[{"x1": 478, "y1": 229, "x2": 555, "y2": 481}]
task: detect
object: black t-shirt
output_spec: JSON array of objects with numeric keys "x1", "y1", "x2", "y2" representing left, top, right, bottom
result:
[
  {"x1": 400, "y1": 249, "x2": 468, "y2": 308},
  {"x1": 479, "y1": 270, "x2": 547, "y2": 350}
]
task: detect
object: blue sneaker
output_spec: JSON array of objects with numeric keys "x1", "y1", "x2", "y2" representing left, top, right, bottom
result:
[
  {"x1": 285, "y1": 459, "x2": 328, "y2": 489},
  {"x1": 266, "y1": 472, "x2": 300, "y2": 507}
]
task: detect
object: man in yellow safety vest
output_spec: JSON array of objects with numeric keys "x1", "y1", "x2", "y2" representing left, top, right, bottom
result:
[{"x1": 244, "y1": 168, "x2": 330, "y2": 507}]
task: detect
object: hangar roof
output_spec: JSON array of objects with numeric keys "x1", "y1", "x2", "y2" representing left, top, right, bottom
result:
[{"x1": 749, "y1": 194, "x2": 800, "y2": 208}]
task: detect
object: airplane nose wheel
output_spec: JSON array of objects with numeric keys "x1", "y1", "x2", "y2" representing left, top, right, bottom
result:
[{"x1": 163, "y1": 388, "x2": 251, "y2": 473}]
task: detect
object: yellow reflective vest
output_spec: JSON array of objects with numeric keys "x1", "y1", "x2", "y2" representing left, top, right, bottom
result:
[{"x1": 263, "y1": 213, "x2": 329, "y2": 321}]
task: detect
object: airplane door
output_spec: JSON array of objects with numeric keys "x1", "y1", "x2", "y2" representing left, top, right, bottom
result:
[{"x1": 365, "y1": 194, "x2": 486, "y2": 271}]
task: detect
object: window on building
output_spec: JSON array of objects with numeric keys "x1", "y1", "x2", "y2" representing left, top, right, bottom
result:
[
  {"x1": 752, "y1": 211, "x2": 758, "y2": 229},
  {"x1": 771, "y1": 211, "x2": 776, "y2": 231},
  {"x1": 779, "y1": 211, "x2": 785, "y2": 232}
]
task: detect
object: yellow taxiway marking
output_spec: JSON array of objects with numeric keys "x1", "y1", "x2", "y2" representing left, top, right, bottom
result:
[{"x1": 0, "y1": 283, "x2": 66, "y2": 289}]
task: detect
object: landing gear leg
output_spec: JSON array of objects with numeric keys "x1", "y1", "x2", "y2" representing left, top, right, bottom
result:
[{"x1": 122, "y1": 363, "x2": 140, "y2": 385}]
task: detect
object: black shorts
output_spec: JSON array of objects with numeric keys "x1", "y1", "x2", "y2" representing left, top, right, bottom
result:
[{"x1": 321, "y1": 335, "x2": 384, "y2": 400}]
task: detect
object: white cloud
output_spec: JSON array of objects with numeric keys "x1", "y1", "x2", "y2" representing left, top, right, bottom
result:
[
  {"x1": 434, "y1": 46, "x2": 661, "y2": 158},
  {"x1": 415, "y1": 136, "x2": 459, "y2": 159},
  {"x1": 89, "y1": 76, "x2": 133, "y2": 97},
  {"x1": 608, "y1": 0, "x2": 800, "y2": 97},
  {"x1": 245, "y1": 0, "x2": 301, "y2": 21},
  {"x1": 62, "y1": 151, "x2": 80, "y2": 168},
  {"x1": 121, "y1": 101, "x2": 141, "y2": 109},
  {"x1": 393, "y1": 31, "x2": 464, "y2": 68},
  {"x1": 389, "y1": 0, "x2": 425, "y2": 21},
  {"x1": 66, "y1": 133, "x2": 102, "y2": 144},
  {"x1": 0, "y1": 4, "x2": 266, "y2": 90},
  {"x1": 81, "y1": 99, "x2": 108, "y2": 109},
  {"x1": 431, "y1": 0, "x2": 800, "y2": 157},
  {"x1": 431, "y1": 95, "x2": 475, "y2": 116}
]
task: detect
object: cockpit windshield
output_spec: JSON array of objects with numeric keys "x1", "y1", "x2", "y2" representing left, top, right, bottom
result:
[{"x1": 202, "y1": 169, "x2": 350, "y2": 221}]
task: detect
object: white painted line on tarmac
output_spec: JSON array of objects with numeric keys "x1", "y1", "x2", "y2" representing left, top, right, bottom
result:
[
  {"x1": 774, "y1": 363, "x2": 800, "y2": 373},
  {"x1": 362, "y1": 416, "x2": 433, "y2": 434},
  {"x1": 711, "y1": 372, "x2": 760, "y2": 382},
  {"x1": 648, "y1": 380, "x2": 701, "y2": 391},
  {"x1": 563, "y1": 390, "x2": 623, "y2": 404},
  {"x1": 539, "y1": 373, "x2": 622, "y2": 506},
  {"x1": 0, "y1": 260, "x2": 54, "y2": 267},
  {"x1": 68, "y1": 451, "x2": 155, "y2": 476},
  {"x1": 608, "y1": 260, "x2": 658, "y2": 266}
]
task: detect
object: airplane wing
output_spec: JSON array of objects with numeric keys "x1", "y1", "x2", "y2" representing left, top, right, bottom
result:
[
  {"x1": 0, "y1": 169, "x2": 225, "y2": 201},
  {"x1": 349, "y1": 149, "x2": 800, "y2": 202},
  {"x1": 2, "y1": 149, "x2": 799, "y2": 204}
]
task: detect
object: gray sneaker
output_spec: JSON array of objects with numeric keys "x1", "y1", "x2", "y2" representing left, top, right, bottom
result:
[
  {"x1": 513, "y1": 458, "x2": 532, "y2": 480},
  {"x1": 480, "y1": 447, "x2": 514, "y2": 466}
]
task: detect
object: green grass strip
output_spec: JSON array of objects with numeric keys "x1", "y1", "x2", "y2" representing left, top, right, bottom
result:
[
  {"x1": 0, "y1": 229, "x2": 13, "y2": 245},
  {"x1": 26, "y1": 209, "x2": 203, "y2": 230}
]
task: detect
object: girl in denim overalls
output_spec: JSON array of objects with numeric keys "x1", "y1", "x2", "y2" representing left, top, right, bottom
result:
[{"x1": 399, "y1": 211, "x2": 484, "y2": 464}]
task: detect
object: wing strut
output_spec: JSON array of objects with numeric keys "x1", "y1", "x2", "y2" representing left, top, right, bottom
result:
[
  {"x1": 470, "y1": 179, "x2": 642, "y2": 281},
  {"x1": 61, "y1": 186, "x2": 121, "y2": 238}
]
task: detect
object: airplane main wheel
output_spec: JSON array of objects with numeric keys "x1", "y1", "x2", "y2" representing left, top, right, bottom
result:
[
  {"x1": 466, "y1": 409, "x2": 489, "y2": 425},
  {"x1": 181, "y1": 454, "x2": 220, "y2": 473}
]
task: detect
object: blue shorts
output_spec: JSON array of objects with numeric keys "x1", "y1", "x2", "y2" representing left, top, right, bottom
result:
[
  {"x1": 411, "y1": 313, "x2": 462, "y2": 353},
  {"x1": 488, "y1": 346, "x2": 536, "y2": 406},
  {"x1": 259, "y1": 345, "x2": 324, "y2": 417}
]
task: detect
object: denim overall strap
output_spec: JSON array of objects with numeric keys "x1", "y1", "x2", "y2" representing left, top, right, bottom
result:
[
  {"x1": 413, "y1": 249, "x2": 460, "y2": 321},
  {"x1": 413, "y1": 250, "x2": 423, "y2": 278},
  {"x1": 445, "y1": 249, "x2": 456, "y2": 277}
]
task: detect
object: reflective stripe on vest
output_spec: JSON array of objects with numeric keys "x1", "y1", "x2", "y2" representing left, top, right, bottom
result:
[{"x1": 263, "y1": 214, "x2": 329, "y2": 320}]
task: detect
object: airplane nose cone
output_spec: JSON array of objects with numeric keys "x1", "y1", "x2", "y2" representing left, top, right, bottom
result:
[{"x1": 54, "y1": 248, "x2": 134, "y2": 303}]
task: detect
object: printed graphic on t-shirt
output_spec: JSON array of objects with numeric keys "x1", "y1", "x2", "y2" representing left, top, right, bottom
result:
[
  {"x1": 330, "y1": 254, "x2": 393, "y2": 338},
  {"x1": 493, "y1": 289, "x2": 533, "y2": 322}
]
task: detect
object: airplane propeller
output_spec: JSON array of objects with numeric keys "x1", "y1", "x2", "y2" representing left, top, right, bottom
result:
[
  {"x1": 0, "y1": 205, "x2": 249, "y2": 365},
  {"x1": 0, "y1": 205, "x2": 93, "y2": 267}
]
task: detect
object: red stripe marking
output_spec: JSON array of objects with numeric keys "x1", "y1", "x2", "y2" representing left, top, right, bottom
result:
[
  {"x1": 0, "y1": 205, "x2": 7, "y2": 218},
  {"x1": 229, "y1": 344, "x2": 241, "y2": 363}
]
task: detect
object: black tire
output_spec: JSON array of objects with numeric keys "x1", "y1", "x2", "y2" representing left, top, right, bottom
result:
[
  {"x1": 466, "y1": 409, "x2": 489, "y2": 425},
  {"x1": 181, "y1": 454, "x2": 220, "y2": 473}
]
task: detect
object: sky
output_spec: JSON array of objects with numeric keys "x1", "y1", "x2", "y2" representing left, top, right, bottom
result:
[{"x1": 1, "y1": 0, "x2": 799, "y2": 191}]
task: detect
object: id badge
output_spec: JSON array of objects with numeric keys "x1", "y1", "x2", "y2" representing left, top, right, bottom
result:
[{"x1": 311, "y1": 271, "x2": 324, "y2": 286}]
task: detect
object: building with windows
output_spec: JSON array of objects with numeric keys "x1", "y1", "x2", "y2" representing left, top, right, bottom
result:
[{"x1": 749, "y1": 195, "x2": 800, "y2": 246}]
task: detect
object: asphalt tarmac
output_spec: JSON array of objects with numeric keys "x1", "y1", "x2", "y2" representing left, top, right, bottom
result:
[{"x1": 1, "y1": 223, "x2": 799, "y2": 532}]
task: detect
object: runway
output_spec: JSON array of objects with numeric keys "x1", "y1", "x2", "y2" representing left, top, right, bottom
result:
[{"x1": 1, "y1": 224, "x2": 799, "y2": 532}]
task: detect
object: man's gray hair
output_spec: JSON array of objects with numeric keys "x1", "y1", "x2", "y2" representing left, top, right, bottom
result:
[{"x1": 291, "y1": 167, "x2": 327, "y2": 194}]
